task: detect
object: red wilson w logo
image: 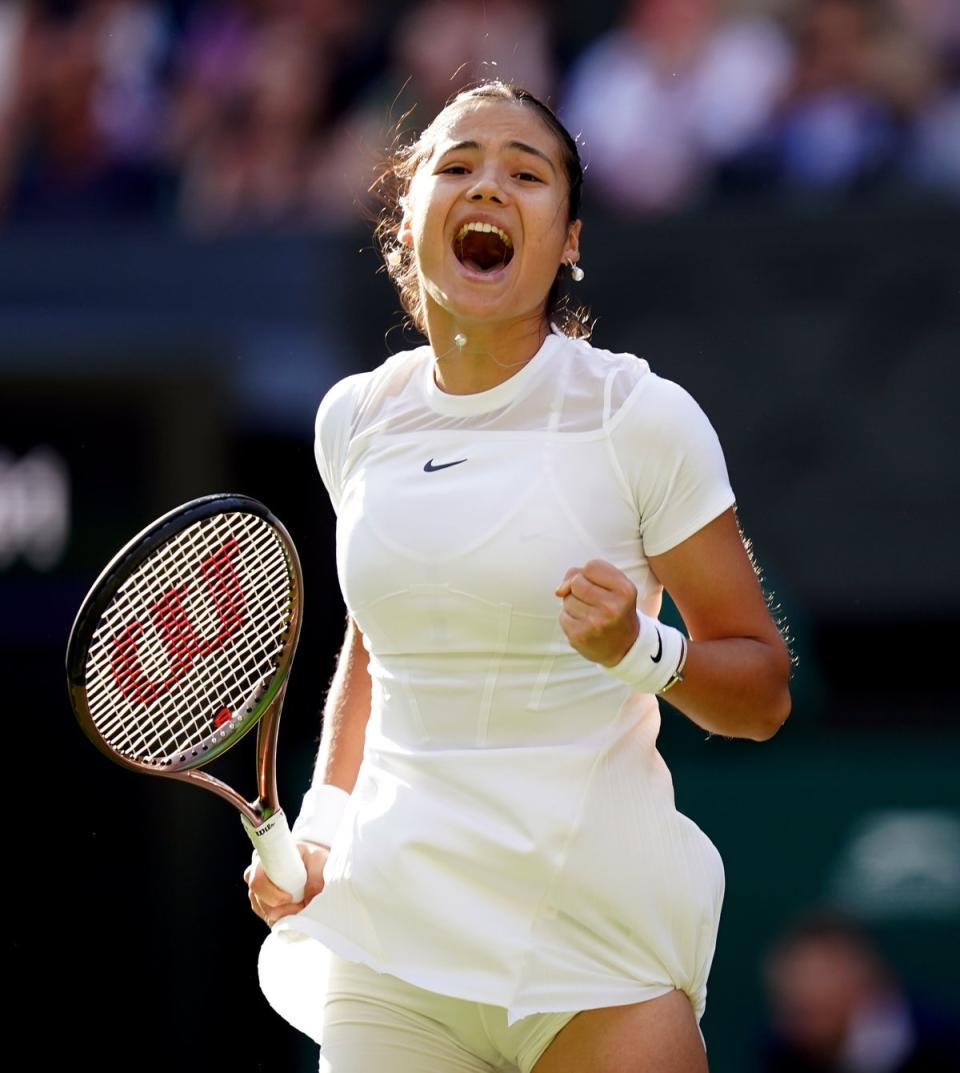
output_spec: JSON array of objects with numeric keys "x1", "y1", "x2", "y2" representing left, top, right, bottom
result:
[{"x1": 111, "y1": 539, "x2": 247, "y2": 705}]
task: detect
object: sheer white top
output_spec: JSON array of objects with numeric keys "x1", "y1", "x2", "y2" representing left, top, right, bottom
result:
[{"x1": 259, "y1": 331, "x2": 735, "y2": 1040}]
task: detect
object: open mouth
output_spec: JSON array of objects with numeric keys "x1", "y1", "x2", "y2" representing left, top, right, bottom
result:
[{"x1": 453, "y1": 222, "x2": 514, "y2": 274}]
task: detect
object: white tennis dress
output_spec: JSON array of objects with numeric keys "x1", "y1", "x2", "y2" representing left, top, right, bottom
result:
[{"x1": 258, "y1": 330, "x2": 735, "y2": 1042}]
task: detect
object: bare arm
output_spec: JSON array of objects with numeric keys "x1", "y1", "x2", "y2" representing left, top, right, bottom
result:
[
  {"x1": 647, "y1": 509, "x2": 791, "y2": 741},
  {"x1": 312, "y1": 615, "x2": 372, "y2": 792},
  {"x1": 246, "y1": 615, "x2": 372, "y2": 924},
  {"x1": 557, "y1": 509, "x2": 791, "y2": 743}
]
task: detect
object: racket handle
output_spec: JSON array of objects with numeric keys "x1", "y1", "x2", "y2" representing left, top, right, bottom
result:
[{"x1": 241, "y1": 809, "x2": 307, "y2": 903}]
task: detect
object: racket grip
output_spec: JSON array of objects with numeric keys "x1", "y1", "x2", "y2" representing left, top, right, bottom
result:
[{"x1": 241, "y1": 809, "x2": 307, "y2": 903}]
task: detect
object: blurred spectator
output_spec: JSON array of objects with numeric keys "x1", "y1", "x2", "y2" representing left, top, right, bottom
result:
[
  {"x1": 761, "y1": 911, "x2": 960, "y2": 1073},
  {"x1": 1, "y1": 1, "x2": 958, "y2": 228},
  {"x1": 90, "y1": 1, "x2": 171, "y2": 163},
  {"x1": 893, "y1": 0, "x2": 960, "y2": 194},
  {"x1": 167, "y1": 0, "x2": 380, "y2": 231},
  {"x1": 4, "y1": 1, "x2": 172, "y2": 222},
  {"x1": 560, "y1": 0, "x2": 793, "y2": 214},
  {"x1": 723, "y1": 0, "x2": 941, "y2": 197}
]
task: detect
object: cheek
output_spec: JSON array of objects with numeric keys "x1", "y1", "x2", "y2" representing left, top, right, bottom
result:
[
  {"x1": 524, "y1": 214, "x2": 569, "y2": 274},
  {"x1": 411, "y1": 199, "x2": 448, "y2": 262},
  {"x1": 536, "y1": 196, "x2": 573, "y2": 245}
]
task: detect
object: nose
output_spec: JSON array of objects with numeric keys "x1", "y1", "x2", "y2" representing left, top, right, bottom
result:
[{"x1": 467, "y1": 168, "x2": 506, "y2": 204}]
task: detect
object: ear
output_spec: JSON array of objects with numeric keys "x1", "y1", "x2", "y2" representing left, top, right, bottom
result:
[
  {"x1": 562, "y1": 218, "x2": 582, "y2": 266},
  {"x1": 398, "y1": 195, "x2": 414, "y2": 249}
]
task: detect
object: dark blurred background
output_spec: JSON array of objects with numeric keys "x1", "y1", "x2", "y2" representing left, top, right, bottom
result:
[{"x1": 1, "y1": 1, "x2": 958, "y2": 1070}]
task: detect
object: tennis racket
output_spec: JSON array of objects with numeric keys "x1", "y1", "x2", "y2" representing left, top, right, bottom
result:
[{"x1": 66, "y1": 493, "x2": 307, "y2": 901}]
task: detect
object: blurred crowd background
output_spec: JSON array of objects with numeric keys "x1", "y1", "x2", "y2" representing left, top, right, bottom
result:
[
  {"x1": 1, "y1": 2, "x2": 958, "y2": 1072},
  {"x1": 0, "y1": 0, "x2": 958, "y2": 228}
]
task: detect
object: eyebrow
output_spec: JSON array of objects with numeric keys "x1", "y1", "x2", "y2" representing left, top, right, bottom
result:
[{"x1": 438, "y1": 139, "x2": 557, "y2": 175}]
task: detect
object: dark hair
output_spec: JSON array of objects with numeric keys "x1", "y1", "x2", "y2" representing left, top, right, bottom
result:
[{"x1": 372, "y1": 81, "x2": 591, "y2": 340}]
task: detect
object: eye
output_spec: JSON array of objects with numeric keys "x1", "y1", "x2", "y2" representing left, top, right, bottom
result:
[
  {"x1": 516, "y1": 171, "x2": 543, "y2": 183},
  {"x1": 438, "y1": 164, "x2": 469, "y2": 175}
]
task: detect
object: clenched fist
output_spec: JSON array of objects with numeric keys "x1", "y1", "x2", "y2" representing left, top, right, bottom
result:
[{"x1": 555, "y1": 558, "x2": 640, "y2": 667}]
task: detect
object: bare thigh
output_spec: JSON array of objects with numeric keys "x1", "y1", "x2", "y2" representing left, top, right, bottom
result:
[{"x1": 531, "y1": 989, "x2": 708, "y2": 1073}]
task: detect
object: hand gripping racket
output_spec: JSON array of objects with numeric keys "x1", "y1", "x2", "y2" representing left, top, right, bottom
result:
[{"x1": 66, "y1": 494, "x2": 307, "y2": 901}]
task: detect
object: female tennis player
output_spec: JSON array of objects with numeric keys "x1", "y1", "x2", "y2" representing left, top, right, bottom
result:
[{"x1": 245, "y1": 81, "x2": 791, "y2": 1073}]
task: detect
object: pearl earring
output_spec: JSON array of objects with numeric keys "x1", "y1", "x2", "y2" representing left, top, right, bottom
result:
[
  {"x1": 386, "y1": 248, "x2": 402, "y2": 269},
  {"x1": 569, "y1": 261, "x2": 584, "y2": 282}
]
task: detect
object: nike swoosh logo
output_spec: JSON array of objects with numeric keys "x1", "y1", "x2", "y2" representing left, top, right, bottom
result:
[
  {"x1": 424, "y1": 458, "x2": 468, "y2": 472},
  {"x1": 651, "y1": 628, "x2": 663, "y2": 663}
]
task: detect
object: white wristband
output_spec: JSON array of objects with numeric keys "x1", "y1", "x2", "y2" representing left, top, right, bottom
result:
[
  {"x1": 605, "y1": 613, "x2": 687, "y2": 696},
  {"x1": 289, "y1": 783, "x2": 351, "y2": 849}
]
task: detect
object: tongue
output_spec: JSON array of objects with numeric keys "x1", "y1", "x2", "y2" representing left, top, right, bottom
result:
[
  {"x1": 457, "y1": 230, "x2": 509, "y2": 272},
  {"x1": 463, "y1": 256, "x2": 503, "y2": 273}
]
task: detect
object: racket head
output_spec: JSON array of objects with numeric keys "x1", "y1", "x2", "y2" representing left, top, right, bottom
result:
[{"x1": 66, "y1": 494, "x2": 302, "y2": 785}]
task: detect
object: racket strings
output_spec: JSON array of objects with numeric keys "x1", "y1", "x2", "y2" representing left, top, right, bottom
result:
[
  {"x1": 85, "y1": 513, "x2": 294, "y2": 764},
  {"x1": 94, "y1": 526, "x2": 286, "y2": 758},
  {"x1": 105, "y1": 526, "x2": 283, "y2": 707},
  {"x1": 93, "y1": 522, "x2": 289, "y2": 760},
  {"x1": 107, "y1": 527, "x2": 283, "y2": 698}
]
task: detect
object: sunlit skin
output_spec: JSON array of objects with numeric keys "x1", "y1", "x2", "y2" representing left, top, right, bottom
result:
[{"x1": 397, "y1": 98, "x2": 581, "y2": 395}]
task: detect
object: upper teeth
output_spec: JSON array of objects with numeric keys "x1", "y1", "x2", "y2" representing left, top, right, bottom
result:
[{"x1": 456, "y1": 221, "x2": 512, "y2": 246}]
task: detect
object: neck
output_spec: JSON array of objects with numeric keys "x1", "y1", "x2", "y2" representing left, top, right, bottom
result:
[{"x1": 426, "y1": 311, "x2": 551, "y2": 396}]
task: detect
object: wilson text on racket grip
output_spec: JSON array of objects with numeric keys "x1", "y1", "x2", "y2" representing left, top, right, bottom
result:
[{"x1": 242, "y1": 808, "x2": 307, "y2": 902}]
